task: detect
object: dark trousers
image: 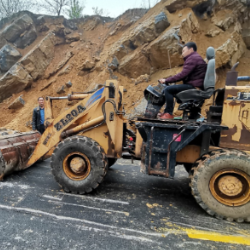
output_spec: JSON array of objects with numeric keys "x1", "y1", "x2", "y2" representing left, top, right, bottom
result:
[
  {"x1": 38, "y1": 124, "x2": 45, "y2": 135},
  {"x1": 164, "y1": 84, "x2": 194, "y2": 114}
]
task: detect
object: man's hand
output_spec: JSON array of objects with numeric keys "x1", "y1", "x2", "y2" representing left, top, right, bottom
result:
[{"x1": 158, "y1": 79, "x2": 166, "y2": 84}]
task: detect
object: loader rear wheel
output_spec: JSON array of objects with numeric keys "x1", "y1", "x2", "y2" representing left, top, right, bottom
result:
[
  {"x1": 190, "y1": 150, "x2": 250, "y2": 222},
  {"x1": 51, "y1": 136, "x2": 107, "y2": 194}
]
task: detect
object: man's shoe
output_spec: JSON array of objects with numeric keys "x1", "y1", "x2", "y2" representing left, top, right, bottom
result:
[{"x1": 159, "y1": 113, "x2": 174, "y2": 119}]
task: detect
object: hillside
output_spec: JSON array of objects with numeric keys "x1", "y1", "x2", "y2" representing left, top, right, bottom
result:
[{"x1": 0, "y1": 0, "x2": 250, "y2": 131}]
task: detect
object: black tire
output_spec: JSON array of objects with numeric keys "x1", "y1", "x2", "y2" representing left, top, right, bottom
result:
[
  {"x1": 51, "y1": 136, "x2": 107, "y2": 194},
  {"x1": 190, "y1": 149, "x2": 250, "y2": 222},
  {"x1": 183, "y1": 163, "x2": 193, "y2": 173},
  {"x1": 107, "y1": 158, "x2": 117, "y2": 168}
]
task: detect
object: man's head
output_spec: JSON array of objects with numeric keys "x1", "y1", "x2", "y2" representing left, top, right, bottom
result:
[
  {"x1": 38, "y1": 97, "x2": 44, "y2": 108},
  {"x1": 182, "y1": 42, "x2": 197, "y2": 58}
]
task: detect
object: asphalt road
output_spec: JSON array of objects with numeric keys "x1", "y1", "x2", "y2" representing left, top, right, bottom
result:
[{"x1": 0, "y1": 159, "x2": 249, "y2": 250}]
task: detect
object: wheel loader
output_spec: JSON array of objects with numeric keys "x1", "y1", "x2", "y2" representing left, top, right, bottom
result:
[{"x1": 0, "y1": 47, "x2": 250, "y2": 223}]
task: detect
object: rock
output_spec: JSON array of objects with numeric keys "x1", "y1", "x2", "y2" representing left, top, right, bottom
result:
[
  {"x1": 135, "y1": 74, "x2": 151, "y2": 85},
  {"x1": 118, "y1": 50, "x2": 151, "y2": 78},
  {"x1": 8, "y1": 96, "x2": 25, "y2": 109},
  {"x1": 53, "y1": 25, "x2": 65, "y2": 37},
  {"x1": 113, "y1": 45, "x2": 128, "y2": 60},
  {"x1": 179, "y1": 12, "x2": 199, "y2": 42},
  {"x1": 165, "y1": 0, "x2": 212, "y2": 13},
  {"x1": 108, "y1": 57, "x2": 119, "y2": 70},
  {"x1": 205, "y1": 28, "x2": 221, "y2": 37},
  {"x1": 1, "y1": 14, "x2": 33, "y2": 43},
  {"x1": 146, "y1": 27, "x2": 183, "y2": 72},
  {"x1": 14, "y1": 25, "x2": 37, "y2": 49},
  {"x1": 26, "y1": 120, "x2": 32, "y2": 128},
  {"x1": 65, "y1": 81, "x2": 72, "y2": 88},
  {"x1": 21, "y1": 33, "x2": 55, "y2": 80},
  {"x1": 212, "y1": 11, "x2": 234, "y2": 31},
  {"x1": 58, "y1": 64, "x2": 72, "y2": 76},
  {"x1": 0, "y1": 33, "x2": 55, "y2": 102},
  {"x1": 154, "y1": 12, "x2": 170, "y2": 34},
  {"x1": 79, "y1": 60, "x2": 95, "y2": 70},
  {"x1": 0, "y1": 44, "x2": 22, "y2": 72},
  {"x1": 0, "y1": 64, "x2": 32, "y2": 102},
  {"x1": 216, "y1": 32, "x2": 246, "y2": 68},
  {"x1": 130, "y1": 19, "x2": 157, "y2": 47},
  {"x1": 65, "y1": 32, "x2": 80, "y2": 43},
  {"x1": 56, "y1": 85, "x2": 65, "y2": 94},
  {"x1": 46, "y1": 51, "x2": 73, "y2": 78}
]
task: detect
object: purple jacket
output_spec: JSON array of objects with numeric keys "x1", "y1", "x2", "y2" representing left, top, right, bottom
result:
[{"x1": 164, "y1": 52, "x2": 207, "y2": 88}]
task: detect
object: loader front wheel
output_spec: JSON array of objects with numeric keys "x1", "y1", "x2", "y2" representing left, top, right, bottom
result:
[
  {"x1": 107, "y1": 158, "x2": 117, "y2": 168},
  {"x1": 190, "y1": 150, "x2": 250, "y2": 222},
  {"x1": 51, "y1": 136, "x2": 107, "y2": 194}
]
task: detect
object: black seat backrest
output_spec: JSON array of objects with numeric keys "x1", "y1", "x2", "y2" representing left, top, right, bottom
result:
[{"x1": 204, "y1": 47, "x2": 216, "y2": 91}]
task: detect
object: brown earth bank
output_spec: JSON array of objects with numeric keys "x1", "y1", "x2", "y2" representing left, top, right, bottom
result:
[{"x1": 0, "y1": 0, "x2": 250, "y2": 132}]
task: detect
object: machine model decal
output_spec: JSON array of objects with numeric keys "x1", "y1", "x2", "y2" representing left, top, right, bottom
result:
[
  {"x1": 43, "y1": 133, "x2": 52, "y2": 145},
  {"x1": 54, "y1": 105, "x2": 86, "y2": 131},
  {"x1": 86, "y1": 88, "x2": 104, "y2": 108}
]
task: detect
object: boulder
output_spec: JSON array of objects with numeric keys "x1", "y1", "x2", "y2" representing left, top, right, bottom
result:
[
  {"x1": 154, "y1": 12, "x2": 170, "y2": 34},
  {"x1": 79, "y1": 60, "x2": 95, "y2": 70},
  {"x1": 130, "y1": 20, "x2": 157, "y2": 47},
  {"x1": 14, "y1": 25, "x2": 38, "y2": 49},
  {"x1": 211, "y1": 10, "x2": 234, "y2": 31},
  {"x1": 146, "y1": 27, "x2": 183, "y2": 71},
  {"x1": 165, "y1": 0, "x2": 212, "y2": 13},
  {"x1": 0, "y1": 33, "x2": 55, "y2": 102},
  {"x1": 113, "y1": 45, "x2": 128, "y2": 60},
  {"x1": 65, "y1": 32, "x2": 80, "y2": 43},
  {"x1": 108, "y1": 57, "x2": 119, "y2": 70},
  {"x1": 205, "y1": 28, "x2": 222, "y2": 37},
  {"x1": 135, "y1": 74, "x2": 151, "y2": 85},
  {"x1": 178, "y1": 12, "x2": 199, "y2": 42},
  {"x1": 56, "y1": 85, "x2": 65, "y2": 94},
  {"x1": 65, "y1": 81, "x2": 72, "y2": 88},
  {"x1": 0, "y1": 64, "x2": 33, "y2": 102},
  {"x1": 1, "y1": 14, "x2": 33, "y2": 43},
  {"x1": 216, "y1": 32, "x2": 246, "y2": 68},
  {"x1": 21, "y1": 33, "x2": 55, "y2": 80},
  {"x1": 0, "y1": 44, "x2": 22, "y2": 72},
  {"x1": 8, "y1": 96, "x2": 25, "y2": 109},
  {"x1": 118, "y1": 50, "x2": 151, "y2": 78}
]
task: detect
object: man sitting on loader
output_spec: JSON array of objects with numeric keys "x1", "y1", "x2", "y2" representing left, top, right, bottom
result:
[{"x1": 158, "y1": 42, "x2": 207, "y2": 119}]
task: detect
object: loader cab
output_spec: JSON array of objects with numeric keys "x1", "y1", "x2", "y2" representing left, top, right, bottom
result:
[{"x1": 175, "y1": 47, "x2": 216, "y2": 121}]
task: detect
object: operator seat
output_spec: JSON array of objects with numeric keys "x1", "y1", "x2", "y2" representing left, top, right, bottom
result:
[{"x1": 175, "y1": 47, "x2": 216, "y2": 120}]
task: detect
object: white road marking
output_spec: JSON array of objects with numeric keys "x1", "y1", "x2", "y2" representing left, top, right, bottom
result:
[
  {"x1": 0, "y1": 204, "x2": 173, "y2": 238},
  {"x1": 60, "y1": 192, "x2": 129, "y2": 205},
  {"x1": 46, "y1": 199, "x2": 129, "y2": 215},
  {"x1": 42, "y1": 195, "x2": 63, "y2": 201},
  {"x1": 0, "y1": 182, "x2": 30, "y2": 190}
]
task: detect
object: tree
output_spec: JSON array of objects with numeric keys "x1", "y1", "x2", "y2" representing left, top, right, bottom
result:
[
  {"x1": 67, "y1": 0, "x2": 84, "y2": 19},
  {"x1": 92, "y1": 6, "x2": 109, "y2": 16},
  {"x1": 0, "y1": 0, "x2": 36, "y2": 19},
  {"x1": 41, "y1": 0, "x2": 70, "y2": 16}
]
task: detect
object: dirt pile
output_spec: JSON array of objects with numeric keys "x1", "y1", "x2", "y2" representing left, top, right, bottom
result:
[{"x1": 0, "y1": 1, "x2": 250, "y2": 131}]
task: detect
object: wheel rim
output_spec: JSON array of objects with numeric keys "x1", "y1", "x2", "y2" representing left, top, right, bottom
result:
[
  {"x1": 63, "y1": 152, "x2": 91, "y2": 181},
  {"x1": 209, "y1": 169, "x2": 250, "y2": 207}
]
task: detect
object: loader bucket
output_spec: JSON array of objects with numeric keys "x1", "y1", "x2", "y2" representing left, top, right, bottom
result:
[{"x1": 0, "y1": 131, "x2": 41, "y2": 179}]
